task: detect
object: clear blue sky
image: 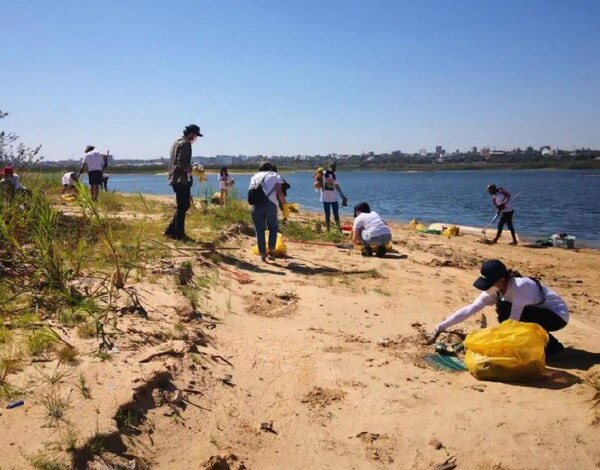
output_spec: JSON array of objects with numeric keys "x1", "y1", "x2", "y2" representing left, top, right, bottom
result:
[{"x1": 1, "y1": 0, "x2": 599, "y2": 160}]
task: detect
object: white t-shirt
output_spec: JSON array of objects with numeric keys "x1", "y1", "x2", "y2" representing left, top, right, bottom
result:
[
  {"x1": 249, "y1": 171, "x2": 283, "y2": 206},
  {"x1": 435, "y1": 277, "x2": 568, "y2": 332},
  {"x1": 320, "y1": 172, "x2": 339, "y2": 203},
  {"x1": 62, "y1": 172, "x2": 77, "y2": 186},
  {"x1": 83, "y1": 151, "x2": 105, "y2": 172},
  {"x1": 353, "y1": 211, "x2": 391, "y2": 239},
  {"x1": 493, "y1": 190, "x2": 513, "y2": 213}
]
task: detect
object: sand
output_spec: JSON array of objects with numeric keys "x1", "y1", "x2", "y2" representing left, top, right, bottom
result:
[{"x1": 1, "y1": 209, "x2": 599, "y2": 469}]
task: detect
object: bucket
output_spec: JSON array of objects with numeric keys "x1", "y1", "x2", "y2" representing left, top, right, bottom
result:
[
  {"x1": 551, "y1": 234, "x2": 576, "y2": 249},
  {"x1": 566, "y1": 236, "x2": 576, "y2": 249}
]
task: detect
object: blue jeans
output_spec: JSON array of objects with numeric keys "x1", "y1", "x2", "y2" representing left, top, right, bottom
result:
[
  {"x1": 322, "y1": 201, "x2": 340, "y2": 228},
  {"x1": 251, "y1": 200, "x2": 278, "y2": 256}
]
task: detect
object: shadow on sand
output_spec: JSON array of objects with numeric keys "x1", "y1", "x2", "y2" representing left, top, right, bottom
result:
[
  {"x1": 503, "y1": 368, "x2": 582, "y2": 391},
  {"x1": 210, "y1": 252, "x2": 286, "y2": 276},
  {"x1": 547, "y1": 347, "x2": 600, "y2": 371}
]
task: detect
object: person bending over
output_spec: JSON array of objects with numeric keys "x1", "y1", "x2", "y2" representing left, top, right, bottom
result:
[
  {"x1": 351, "y1": 202, "x2": 392, "y2": 257},
  {"x1": 486, "y1": 184, "x2": 517, "y2": 245},
  {"x1": 61, "y1": 172, "x2": 79, "y2": 194},
  {"x1": 429, "y1": 259, "x2": 568, "y2": 357},
  {"x1": 248, "y1": 162, "x2": 286, "y2": 262}
]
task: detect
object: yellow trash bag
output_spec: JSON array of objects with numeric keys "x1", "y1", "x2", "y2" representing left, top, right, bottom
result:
[
  {"x1": 251, "y1": 232, "x2": 287, "y2": 257},
  {"x1": 442, "y1": 225, "x2": 460, "y2": 238},
  {"x1": 464, "y1": 320, "x2": 548, "y2": 382},
  {"x1": 409, "y1": 219, "x2": 426, "y2": 231},
  {"x1": 61, "y1": 194, "x2": 77, "y2": 203}
]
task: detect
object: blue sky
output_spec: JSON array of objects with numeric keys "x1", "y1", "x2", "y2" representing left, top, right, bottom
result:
[{"x1": 1, "y1": 0, "x2": 599, "y2": 160}]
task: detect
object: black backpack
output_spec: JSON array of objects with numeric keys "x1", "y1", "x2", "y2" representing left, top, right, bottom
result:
[{"x1": 248, "y1": 173, "x2": 276, "y2": 205}]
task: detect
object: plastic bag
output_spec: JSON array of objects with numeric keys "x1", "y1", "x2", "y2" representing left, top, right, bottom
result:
[
  {"x1": 251, "y1": 232, "x2": 287, "y2": 257},
  {"x1": 409, "y1": 219, "x2": 426, "y2": 231},
  {"x1": 441, "y1": 225, "x2": 460, "y2": 238},
  {"x1": 464, "y1": 320, "x2": 548, "y2": 382}
]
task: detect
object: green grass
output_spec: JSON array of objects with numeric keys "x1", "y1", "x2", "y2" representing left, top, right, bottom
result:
[
  {"x1": 27, "y1": 328, "x2": 59, "y2": 357},
  {"x1": 280, "y1": 220, "x2": 346, "y2": 243},
  {"x1": 28, "y1": 451, "x2": 69, "y2": 470}
]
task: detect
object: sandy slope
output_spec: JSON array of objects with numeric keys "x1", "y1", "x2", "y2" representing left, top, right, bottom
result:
[{"x1": 1, "y1": 215, "x2": 599, "y2": 469}]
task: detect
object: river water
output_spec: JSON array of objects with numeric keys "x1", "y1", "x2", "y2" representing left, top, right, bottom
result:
[{"x1": 106, "y1": 169, "x2": 600, "y2": 245}]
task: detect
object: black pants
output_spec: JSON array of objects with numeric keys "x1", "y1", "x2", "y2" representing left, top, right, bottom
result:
[
  {"x1": 495, "y1": 210, "x2": 516, "y2": 241},
  {"x1": 497, "y1": 300, "x2": 567, "y2": 351},
  {"x1": 165, "y1": 183, "x2": 191, "y2": 239}
]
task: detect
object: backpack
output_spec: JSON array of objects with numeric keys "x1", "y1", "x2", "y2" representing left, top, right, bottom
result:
[{"x1": 248, "y1": 173, "x2": 276, "y2": 205}]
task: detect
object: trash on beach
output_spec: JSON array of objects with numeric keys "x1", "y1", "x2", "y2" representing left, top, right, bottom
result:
[
  {"x1": 464, "y1": 320, "x2": 548, "y2": 382},
  {"x1": 251, "y1": 232, "x2": 287, "y2": 257},
  {"x1": 551, "y1": 233, "x2": 576, "y2": 249},
  {"x1": 6, "y1": 400, "x2": 24, "y2": 409},
  {"x1": 441, "y1": 225, "x2": 460, "y2": 238},
  {"x1": 409, "y1": 219, "x2": 426, "y2": 231}
]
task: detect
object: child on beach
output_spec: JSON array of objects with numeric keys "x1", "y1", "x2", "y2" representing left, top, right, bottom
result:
[
  {"x1": 351, "y1": 202, "x2": 392, "y2": 257},
  {"x1": 429, "y1": 259, "x2": 569, "y2": 357},
  {"x1": 218, "y1": 167, "x2": 234, "y2": 203}
]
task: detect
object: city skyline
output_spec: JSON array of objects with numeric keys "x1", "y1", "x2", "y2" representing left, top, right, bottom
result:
[{"x1": 2, "y1": 0, "x2": 599, "y2": 161}]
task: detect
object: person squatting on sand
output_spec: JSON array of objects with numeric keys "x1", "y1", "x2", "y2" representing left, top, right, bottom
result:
[
  {"x1": 351, "y1": 202, "x2": 392, "y2": 257},
  {"x1": 429, "y1": 259, "x2": 569, "y2": 357},
  {"x1": 487, "y1": 183, "x2": 518, "y2": 245},
  {"x1": 165, "y1": 124, "x2": 203, "y2": 241},
  {"x1": 248, "y1": 162, "x2": 286, "y2": 262},
  {"x1": 61, "y1": 171, "x2": 79, "y2": 194},
  {"x1": 79, "y1": 145, "x2": 108, "y2": 202},
  {"x1": 319, "y1": 162, "x2": 347, "y2": 230},
  {"x1": 218, "y1": 167, "x2": 234, "y2": 203}
]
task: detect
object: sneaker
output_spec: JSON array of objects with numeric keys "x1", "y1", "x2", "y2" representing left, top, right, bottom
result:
[
  {"x1": 361, "y1": 246, "x2": 373, "y2": 257},
  {"x1": 375, "y1": 246, "x2": 386, "y2": 258},
  {"x1": 509, "y1": 241, "x2": 518, "y2": 245}
]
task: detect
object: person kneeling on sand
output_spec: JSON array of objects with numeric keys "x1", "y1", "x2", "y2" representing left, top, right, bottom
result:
[
  {"x1": 351, "y1": 202, "x2": 392, "y2": 257},
  {"x1": 428, "y1": 259, "x2": 569, "y2": 357}
]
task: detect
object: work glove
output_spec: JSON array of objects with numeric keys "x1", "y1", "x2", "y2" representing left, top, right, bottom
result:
[{"x1": 341, "y1": 196, "x2": 348, "y2": 207}]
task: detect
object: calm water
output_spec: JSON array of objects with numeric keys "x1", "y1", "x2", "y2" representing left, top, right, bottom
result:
[{"x1": 106, "y1": 169, "x2": 600, "y2": 244}]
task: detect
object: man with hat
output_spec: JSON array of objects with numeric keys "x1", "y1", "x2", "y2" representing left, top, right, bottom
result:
[
  {"x1": 428, "y1": 259, "x2": 569, "y2": 356},
  {"x1": 164, "y1": 124, "x2": 203, "y2": 241},
  {"x1": 79, "y1": 145, "x2": 109, "y2": 202}
]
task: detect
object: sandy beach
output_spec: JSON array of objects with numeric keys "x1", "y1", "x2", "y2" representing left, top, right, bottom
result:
[{"x1": 1, "y1": 196, "x2": 599, "y2": 469}]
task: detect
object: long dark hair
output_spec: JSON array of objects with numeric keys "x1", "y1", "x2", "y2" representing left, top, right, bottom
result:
[{"x1": 220, "y1": 167, "x2": 228, "y2": 177}]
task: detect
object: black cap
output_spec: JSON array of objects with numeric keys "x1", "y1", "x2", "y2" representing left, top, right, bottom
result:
[
  {"x1": 473, "y1": 259, "x2": 508, "y2": 290},
  {"x1": 184, "y1": 124, "x2": 203, "y2": 137}
]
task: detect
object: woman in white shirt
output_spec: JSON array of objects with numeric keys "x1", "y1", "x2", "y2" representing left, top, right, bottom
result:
[
  {"x1": 430, "y1": 259, "x2": 569, "y2": 357},
  {"x1": 351, "y1": 202, "x2": 392, "y2": 257}
]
